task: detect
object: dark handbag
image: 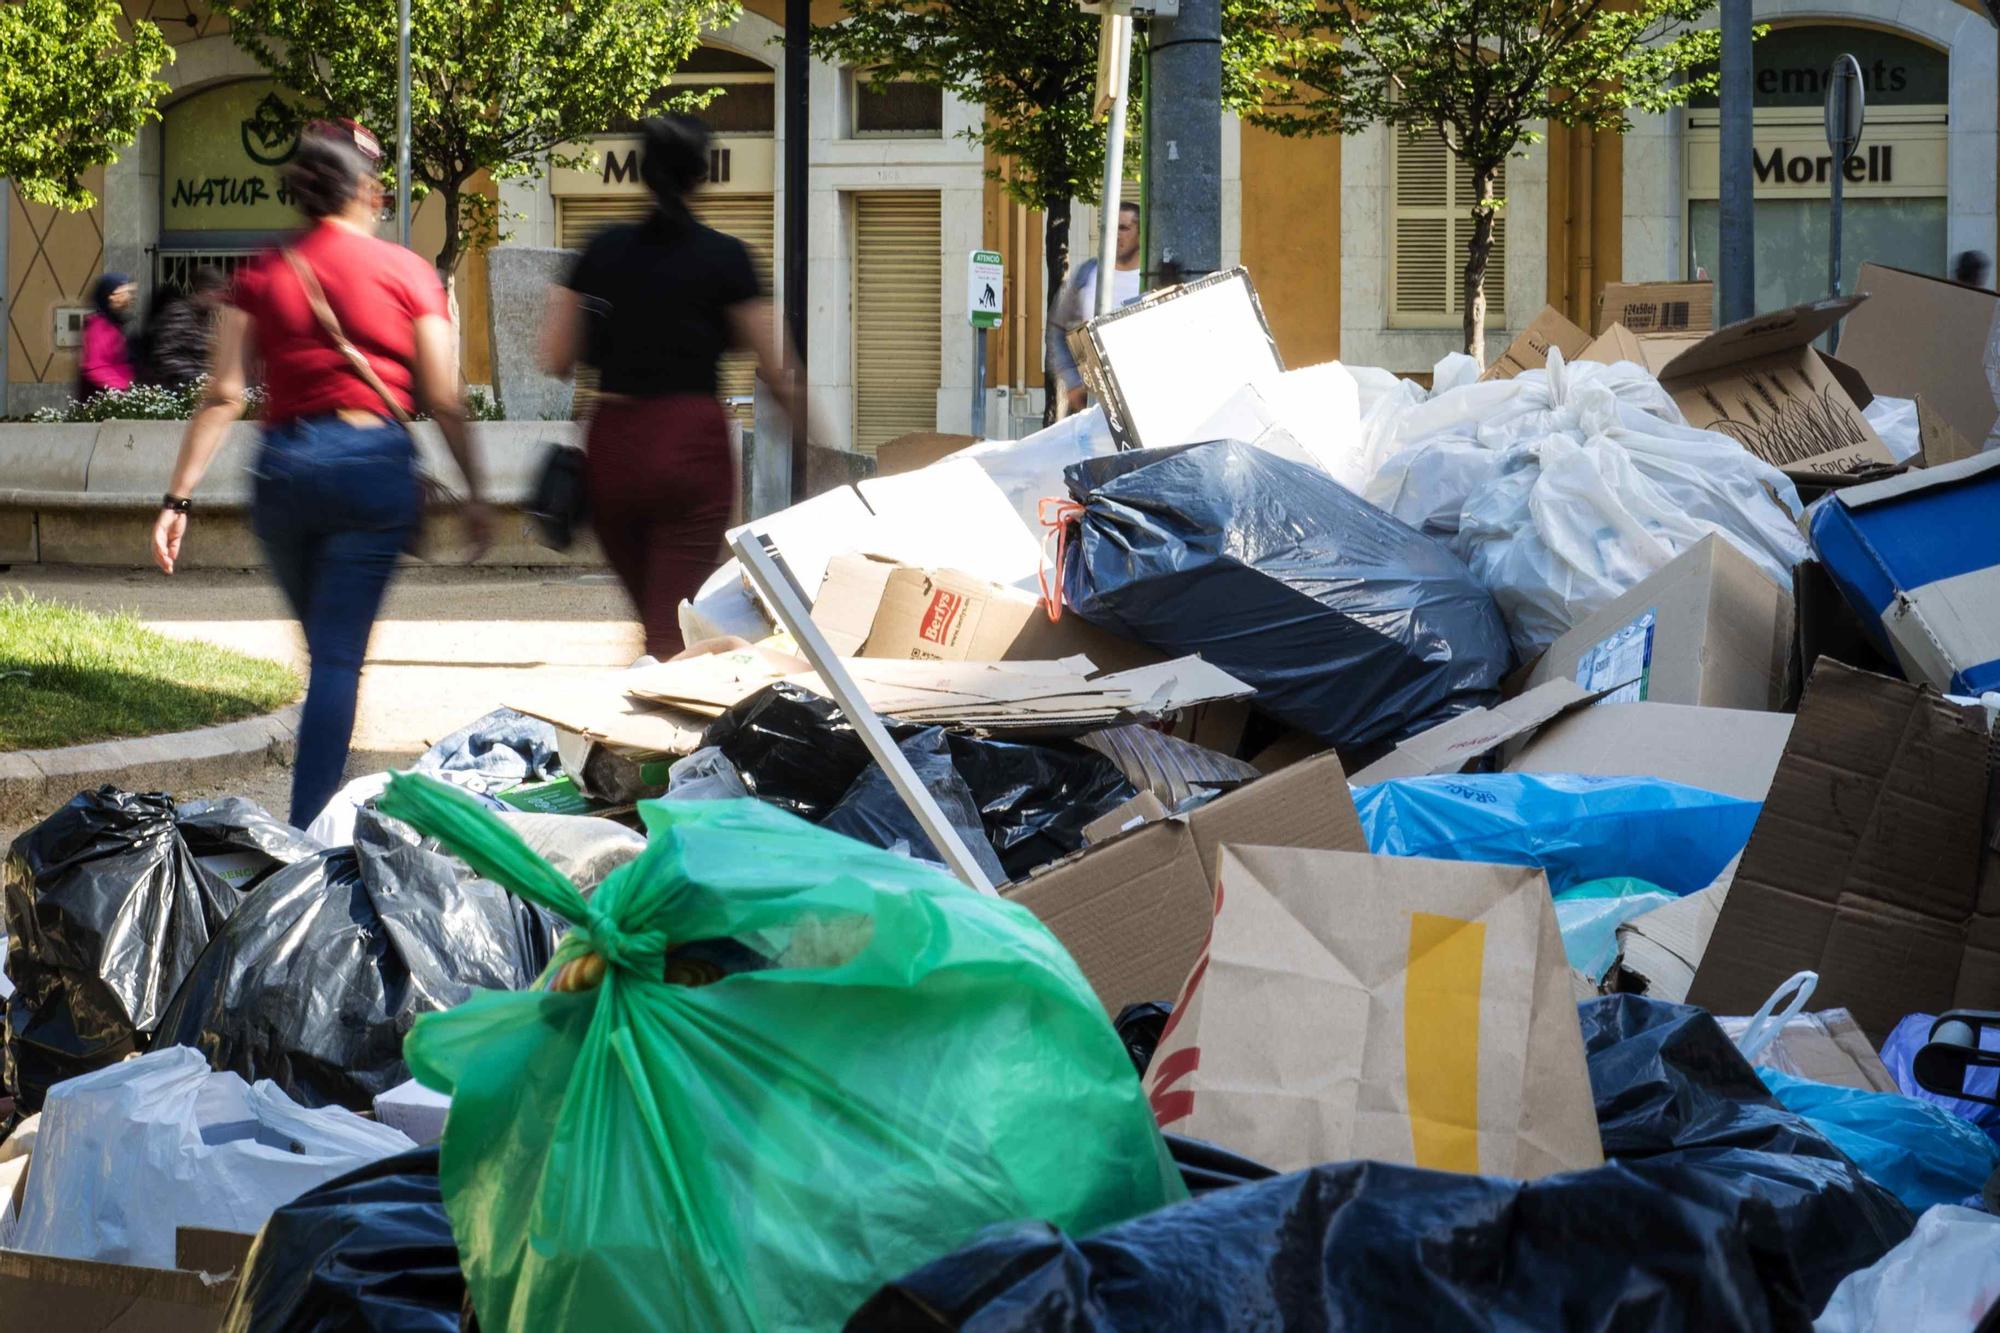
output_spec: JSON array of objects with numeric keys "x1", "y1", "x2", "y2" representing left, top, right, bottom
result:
[{"x1": 527, "y1": 441, "x2": 588, "y2": 551}]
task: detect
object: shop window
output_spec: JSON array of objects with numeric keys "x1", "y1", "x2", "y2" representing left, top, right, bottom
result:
[
  {"x1": 852, "y1": 76, "x2": 943, "y2": 138},
  {"x1": 1388, "y1": 123, "x2": 1507, "y2": 329},
  {"x1": 605, "y1": 46, "x2": 775, "y2": 136}
]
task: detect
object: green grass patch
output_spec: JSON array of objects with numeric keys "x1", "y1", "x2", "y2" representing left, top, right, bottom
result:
[{"x1": 0, "y1": 593, "x2": 302, "y2": 752}]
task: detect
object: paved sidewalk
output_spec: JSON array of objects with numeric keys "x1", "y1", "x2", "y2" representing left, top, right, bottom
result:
[{"x1": 4, "y1": 564, "x2": 644, "y2": 831}]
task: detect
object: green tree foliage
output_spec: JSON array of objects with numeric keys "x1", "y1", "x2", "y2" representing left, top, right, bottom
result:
[
  {"x1": 1259, "y1": 0, "x2": 1723, "y2": 362},
  {"x1": 812, "y1": 0, "x2": 1281, "y2": 415},
  {"x1": 0, "y1": 0, "x2": 172, "y2": 210},
  {"x1": 215, "y1": 0, "x2": 736, "y2": 278}
]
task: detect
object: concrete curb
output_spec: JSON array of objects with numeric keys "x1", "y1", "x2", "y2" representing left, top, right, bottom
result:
[{"x1": 0, "y1": 703, "x2": 302, "y2": 828}]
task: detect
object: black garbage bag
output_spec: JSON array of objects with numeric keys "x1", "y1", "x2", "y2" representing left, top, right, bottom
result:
[
  {"x1": 821, "y1": 728, "x2": 1008, "y2": 885},
  {"x1": 1164, "y1": 1132, "x2": 1275, "y2": 1195},
  {"x1": 706, "y1": 685, "x2": 1136, "y2": 879},
  {"x1": 1113, "y1": 1001, "x2": 1173, "y2": 1077},
  {"x1": 1058, "y1": 440, "x2": 1513, "y2": 750},
  {"x1": 175, "y1": 796, "x2": 320, "y2": 892},
  {"x1": 943, "y1": 733, "x2": 1135, "y2": 879},
  {"x1": 218, "y1": 1146, "x2": 464, "y2": 1333},
  {"x1": 848, "y1": 995, "x2": 1913, "y2": 1332},
  {"x1": 153, "y1": 810, "x2": 557, "y2": 1110},
  {"x1": 3, "y1": 787, "x2": 238, "y2": 1110},
  {"x1": 703, "y1": 683, "x2": 877, "y2": 821}
]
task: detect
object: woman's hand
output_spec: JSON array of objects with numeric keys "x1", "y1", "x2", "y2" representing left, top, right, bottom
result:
[
  {"x1": 461, "y1": 500, "x2": 495, "y2": 563},
  {"x1": 152, "y1": 508, "x2": 187, "y2": 575}
]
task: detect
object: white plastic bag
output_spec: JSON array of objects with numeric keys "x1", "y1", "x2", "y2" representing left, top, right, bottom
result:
[
  {"x1": 8, "y1": 1046, "x2": 414, "y2": 1267},
  {"x1": 1402, "y1": 352, "x2": 1809, "y2": 657},
  {"x1": 665, "y1": 747, "x2": 752, "y2": 801},
  {"x1": 1815, "y1": 1205, "x2": 2000, "y2": 1332},
  {"x1": 494, "y1": 812, "x2": 646, "y2": 891},
  {"x1": 1861, "y1": 396, "x2": 1922, "y2": 464}
]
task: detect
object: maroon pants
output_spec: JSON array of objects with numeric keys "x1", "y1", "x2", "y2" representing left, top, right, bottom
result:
[{"x1": 585, "y1": 394, "x2": 733, "y2": 659}]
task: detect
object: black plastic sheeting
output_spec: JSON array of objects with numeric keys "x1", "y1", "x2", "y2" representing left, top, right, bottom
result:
[
  {"x1": 821, "y1": 728, "x2": 1008, "y2": 885},
  {"x1": 849, "y1": 996, "x2": 1914, "y2": 1332},
  {"x1": 1113, "y1": 1001, "x2": 1173, "y2": 1078},
  {"x1": 704, "y1": 685, "x2": 1137, "y2": 880},
  {"x1": 154, "y1": 810, "x2": 557, "y2": 1111},
  {"x1": 218, "y1": 1146, "x2": 465, "y2": 1333},
  {"x1": 4, "y1": 788, "x2": 240, "y2": 1112},
  {"x1": 942, "y1": 733, "x2": 1134, "y2": 880},
  {"x1": 1058, "y1": 440, "x2": 1513, "y2": 751}
]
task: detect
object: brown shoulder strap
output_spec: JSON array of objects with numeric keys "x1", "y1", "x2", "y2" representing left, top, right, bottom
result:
[{"x1": 282, "y1": 249, "x2": 413, "y2": 424}]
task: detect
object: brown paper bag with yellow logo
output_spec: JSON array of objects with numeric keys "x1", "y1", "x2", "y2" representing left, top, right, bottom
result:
[{"x1": 1144, "y1": 846, "x2": 1603, "y2": 1177}]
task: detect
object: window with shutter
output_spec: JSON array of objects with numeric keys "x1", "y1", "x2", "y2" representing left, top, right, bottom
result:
[
  {"x1": 1389, "y1": 124, "x2": 1507, "y2": 329},
  {"x1": 555, "y1": 193, "x2": 775, "y2": 422},
  {"x1": 852, "y1": 191, "x2": 943, "y2": 454}
]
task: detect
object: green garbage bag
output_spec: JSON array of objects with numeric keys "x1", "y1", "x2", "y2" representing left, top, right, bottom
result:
[{"x1": 375, "y1": 773, "x2": 1185, "y2": 1333}]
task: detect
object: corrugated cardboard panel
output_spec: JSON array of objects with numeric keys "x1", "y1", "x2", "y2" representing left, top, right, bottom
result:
[
  {"x1": 1483, "y1": 306, "x2": 1591, "y2": 381},
  {"x1": 0, "y1": 1249, "x2": 233, "y2": 1332},
  {"x1": 1838, "y1": 262, "x2": 2000, "y2": 452},
  {"x1": 1656, "y1": 296, "x2": 1860, "y2": 382},
  {"x1": 1686, "y1": 661, "x2": 2000, "y2": 1041},
  {"x1": 1185, "y1": 750, "x2": 1366, "y2": 883},
  {"x1": 1005, "y1": 821, "x2": 1214, "y2": 1014}
]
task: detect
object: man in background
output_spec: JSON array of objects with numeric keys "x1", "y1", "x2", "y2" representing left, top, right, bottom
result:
[
  {"x1": 139, "y1": 268, "x2": 229, "y2": 390},
  {"x1": 1046, "y1": 201, "x2": 1142, "y2": 417}
]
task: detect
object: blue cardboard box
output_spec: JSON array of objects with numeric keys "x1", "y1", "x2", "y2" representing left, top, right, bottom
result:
[{"x1": 1808, "y1": 451, "x2": 2000, "y2": 696}]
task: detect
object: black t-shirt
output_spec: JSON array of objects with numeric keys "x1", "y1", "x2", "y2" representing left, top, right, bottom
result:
[{"x1": 563, "y1": 207, "x2": 761, "y2": 396}]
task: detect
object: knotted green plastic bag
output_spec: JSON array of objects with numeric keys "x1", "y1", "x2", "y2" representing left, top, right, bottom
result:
[{"x1": 376, "y1": 774, "x2": 1184, "y2": 1332}]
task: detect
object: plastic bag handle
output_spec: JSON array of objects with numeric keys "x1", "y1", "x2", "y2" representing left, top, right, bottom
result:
[
  {"x1": 1036, "y1": 497, "x2": 1083, "y2": 623},
  {"x1": 1734, "y1": 970, "x2": 1817, "y2": 1065}
]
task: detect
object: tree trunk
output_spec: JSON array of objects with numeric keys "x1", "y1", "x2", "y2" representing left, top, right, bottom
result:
[
  {"x1": 1042, "y1": 198, "x2": 1071, "y2": 427},
  {"x1": 431, "y1": 184, "x2": 464, "y2": 369},
  {"x1": 1461, "y1": 163, "x2": 1498, "y2": 369}
]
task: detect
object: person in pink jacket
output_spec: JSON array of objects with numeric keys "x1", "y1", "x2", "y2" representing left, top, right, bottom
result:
[{"x1": 77, "y1": 272, "x2": 136, "y2": 399}]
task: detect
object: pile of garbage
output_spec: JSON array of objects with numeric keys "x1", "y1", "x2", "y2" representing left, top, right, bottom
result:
[{"x1": 4, "y1": 265, "x2": 2000, "y2": 1332}]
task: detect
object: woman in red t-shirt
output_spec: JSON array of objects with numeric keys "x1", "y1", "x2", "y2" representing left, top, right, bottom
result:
[{"x1": 151, "y1": 120, "x2": 493, "y2": 828}]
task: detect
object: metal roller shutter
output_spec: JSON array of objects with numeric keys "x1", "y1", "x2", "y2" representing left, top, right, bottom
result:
[
  {"x1": 555, "y1": 194, "x2": 775, "y2": 419},
  {"x1": 852, "y1": 191, "x2": 942, "y2": 455}
]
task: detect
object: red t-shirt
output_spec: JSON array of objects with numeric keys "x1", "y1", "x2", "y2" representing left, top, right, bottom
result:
[{"x1": 231, "y1": 220, "x2": 449, "y2": 423}]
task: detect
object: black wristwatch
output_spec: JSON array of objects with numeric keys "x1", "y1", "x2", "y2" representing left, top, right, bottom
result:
[{"x1": 161, "y1": 493, "x2": 193, "y2": 514}]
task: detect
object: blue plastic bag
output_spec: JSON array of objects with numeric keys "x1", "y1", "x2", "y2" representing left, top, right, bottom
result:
[
  {"x1": 1351, "y1": 773, "x2": 1761, "y2": 897},
  {"x1": 1880, "y1": 1012, "x2": 2000, "y2": 1147},
  {"x1": 1758, "y1": 1068, "x2": 2000, "y2": 1214}
]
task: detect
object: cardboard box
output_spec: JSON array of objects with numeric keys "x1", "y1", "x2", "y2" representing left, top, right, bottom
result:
[
  {"x1": 1005, "y1": 750, "x2": 1366, "y2": 1013},
  {"x1": 1639, "y1": 297, "x2": 1895, "y2": 477},
  {"x1": 1806, "y1": 450, "x2": 2000, "y2": 696},
  {"x1": 811, "y1": 553, "x2": 1158, "y2": 673},
  {"x1": 1578, "y1": 324, "x2": 1689, "y2": 375},
  {"x1": 1506, "y1": 703, "x2": 1794, "y2": 802},
  {"x1": 1792, "y1": 558, "x2": 1896, "y2": 702},
  {"x1": 1685, "y1": 660, "x2": 2000, "y2": 1042},
  {"x1": 874, "y1": 432, "x2": 977, "y2": 477},
  {"x1": 173, "y1": 1229, "x2": 254, "y2": 1278},
  {"x1": 1615, "y1": 881, "x2": 1728, "y2": 1004},
  {"x1": 1714, "y1": 1009, "x2": 1897, "y2": 1093},
  {"x1": 1066, "y1": 267, "x2": 1284, "y2": 450},
  {"x1": 1836, "y1": 262, "x2": 2000, "y2": 453},
  {"x1": 1596, "y1": 281, "x2": 1715, "y2": 336},
  {"x1": 1482, "y1": 306, "x2": 1593, "y2": 381},
  {"x1": 1524, "y1": 535, "x2": 1795, "y2": 713},
  {"x1": 1082, "y1": 792, "x2": 1170, "y2": 846},
  {"x1": 1349, "y1": 679, "x2": 1597, "y2": 784},
  {"x1": 0, "y1": 1245, "x2": 237, "y2": 1332}
]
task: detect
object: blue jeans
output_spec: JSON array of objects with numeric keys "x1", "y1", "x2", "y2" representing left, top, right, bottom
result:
[{"x1": 251, "y1": 415, "x2": 420, "y2": 828}]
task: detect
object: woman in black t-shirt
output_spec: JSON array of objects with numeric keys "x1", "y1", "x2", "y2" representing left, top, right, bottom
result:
[{"x1": 540, "y1": 114, "x2": 804, "y2": 657}]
